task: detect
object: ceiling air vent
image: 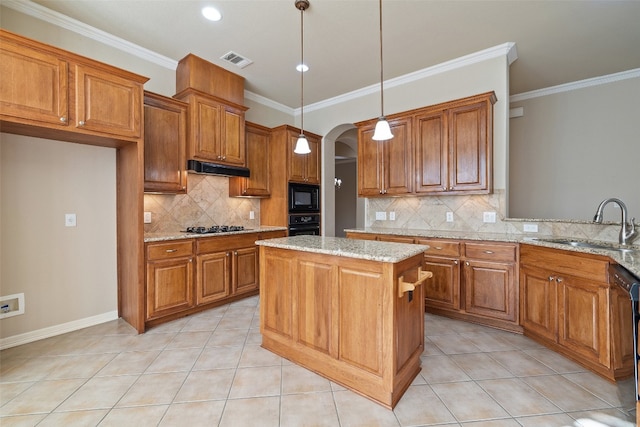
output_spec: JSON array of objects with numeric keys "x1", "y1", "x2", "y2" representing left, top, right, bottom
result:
[{"x1": 220, "y1": 51, "x2": 253, "y2": 69}]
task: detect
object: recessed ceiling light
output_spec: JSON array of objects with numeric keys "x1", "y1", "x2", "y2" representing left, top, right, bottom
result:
[
  {"x1": 202, "y1": 6, "x2": 222, "y2": 22},
  {"x1": 296, "y1": 63, "x2": 309, "y2": 73}
]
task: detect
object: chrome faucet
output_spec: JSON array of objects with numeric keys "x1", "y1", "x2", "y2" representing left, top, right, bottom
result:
[{"x1": 593, "y1": 198, "x2": 638, "y2": 246}]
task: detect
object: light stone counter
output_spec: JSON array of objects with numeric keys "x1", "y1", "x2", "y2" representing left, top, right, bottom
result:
[
  {"x1": 256, "y1": 235, "x2": 428, "y2": 263},
  {"x1": 144, "y1": 226, "x2": 287, "y2": 243},
  {"x1": 345, "y1": 228, "x2": 640, "y2": 278}
]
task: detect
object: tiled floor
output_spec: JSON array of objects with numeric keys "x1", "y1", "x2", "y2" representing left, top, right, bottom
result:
[{"x1": 0, "y1": 295, "x2": 636, "y2": 427}]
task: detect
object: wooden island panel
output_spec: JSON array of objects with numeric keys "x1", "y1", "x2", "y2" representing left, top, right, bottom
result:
[{"x1": 259, "y1": 239, "x2": 427, "y2": 409}]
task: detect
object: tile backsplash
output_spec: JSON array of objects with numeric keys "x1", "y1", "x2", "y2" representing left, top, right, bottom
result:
[
  {"x1": 144, "y1": 173, "x2": 260, "y2": 233},
  {"x1": 365, "y1": 190, "x2": 637, "y2": 246}
]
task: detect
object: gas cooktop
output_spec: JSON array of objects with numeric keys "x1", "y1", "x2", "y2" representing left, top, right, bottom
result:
[{"x1": 184, "y1": 225, "x2": 246, "y2": 234}]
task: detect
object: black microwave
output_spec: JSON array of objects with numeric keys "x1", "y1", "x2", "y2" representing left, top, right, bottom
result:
[{"x1": 289, "y1": 183, "x2": 320, "y2": 213}]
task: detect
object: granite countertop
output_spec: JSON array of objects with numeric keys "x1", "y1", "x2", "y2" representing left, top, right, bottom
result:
[
  {"x1": 144, "y1": 226, "x2": 287, "y2": 243},
  {"x1": 345, "y1": 228, "x2": 640, "y2": 278},
  {"x1": 255, "y1": 235, "x2": 429, "y2": 263}
]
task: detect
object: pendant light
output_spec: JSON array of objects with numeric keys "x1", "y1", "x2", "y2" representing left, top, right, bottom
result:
[
  {"x1": 294, "y1": 0, "x2": 311, "y2": 154},
  {"x1": 372, "y1": 0, "x2": 394, "y2": 141}
]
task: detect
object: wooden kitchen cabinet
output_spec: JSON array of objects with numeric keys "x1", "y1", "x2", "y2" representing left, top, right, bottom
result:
[
  {"x1": 415, "y1": 92, "x2": 495, "y2": 195},
  {"x1": 520, "y1": 244, "x2": 633, "y2": 381},
  {"x1": 229, "y1": 121, "x2": 271, "y2": 197},
  {"x1": 0, "y1": 29, "x2": 146, "y2": 144},
  {"x1": 145, "y1": 240, "x2": 195, "y2": 321},
  {"x1": 357, "y1": 117, "x2": 413, "y2": 197},
  {"x1": 417, "y1": 238, "x2": 462, "y2": 312},
  {"x1": 143, "y1": 91, "x2": 188, "y2": 193},
  {"x1": 174, "y1": 88, "x2": 248, "y2": 167},
  {"x1": 287, "y1": 128, "x2": 321, "y2": 184}
]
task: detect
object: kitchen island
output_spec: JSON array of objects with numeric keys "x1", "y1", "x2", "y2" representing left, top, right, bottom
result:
[{"x1": 256, "y1": 235, "x2": 431, "y2": 409}]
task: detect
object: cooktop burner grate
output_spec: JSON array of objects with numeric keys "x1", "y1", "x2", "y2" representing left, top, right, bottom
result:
[{"x1": 184, "y1": 225, "x2": 245, "y2": 234}]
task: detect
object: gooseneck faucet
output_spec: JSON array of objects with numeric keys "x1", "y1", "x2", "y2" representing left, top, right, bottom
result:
[{"x1": 593, "y1": 198, "x2": 638, "y2": 246}]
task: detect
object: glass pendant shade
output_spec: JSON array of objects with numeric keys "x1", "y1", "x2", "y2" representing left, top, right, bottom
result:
[
  {"x1": 294, "y1": 134, "x2": 311, "y2": 154},
  {"x1": 372, "y1": 117, "x2": 393, "y2": 141}
]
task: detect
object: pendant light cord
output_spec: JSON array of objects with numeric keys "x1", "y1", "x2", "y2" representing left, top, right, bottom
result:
[
  {"x1": 379, "y1": 0, "x2": 384, "y2": 118},
  {"x1": 300, "y1": 4, "x2": 305, "y2": 136}
]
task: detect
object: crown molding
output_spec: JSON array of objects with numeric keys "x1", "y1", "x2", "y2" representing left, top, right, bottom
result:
[
  {"x1": 244, "y1": 91, "x2": 294, "y2": 115},
  {"x1": 2, "y1": 0, "x2": 178, "y2": 70},
  {"x1": 510, "y1": 68, "x2": 640, "y2": 102}
]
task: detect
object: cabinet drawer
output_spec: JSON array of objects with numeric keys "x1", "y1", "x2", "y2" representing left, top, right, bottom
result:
[
  {"x1": 147, "y1": 240, "x2": 193, "y2": 260},
  {"x1": 416, "y1": 239, "x2": 461, "y2": 257},
  {"x1": 465, "y1": 242, "x2": 516, "y2": 262},
  {"x1": 197, "y1": 233, "x2": 258, "y2": 254}
]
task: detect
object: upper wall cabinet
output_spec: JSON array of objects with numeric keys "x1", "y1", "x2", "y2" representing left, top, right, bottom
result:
[
  {"x1": 356, "y1": 92, "x2": 496, "y2": 197},
  {"x1": 144, "y1": 91, "x2": 188, "y2": 193},
  {"x1": 229, "y1": 121, "x2": 271, "y2": 198},
  {"x1": 0, "y1": 30, "x2": 147, "y2": 145},
  {"x1": 357, "y1": 117, "x2": 413, "y2": 196},
  {"x1": 288, "y1": 130, "x2": 321, "y2": 185}
]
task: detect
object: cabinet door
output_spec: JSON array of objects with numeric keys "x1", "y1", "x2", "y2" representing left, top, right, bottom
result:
[
  {"x1": 304, "y1": 135, "x2": 321, "y2": 184},
  {"x1": 558, "y1": 276, "x2": 610, "y2": 368},
  {"x1": 197, "y1": 251, "x2": 231, "y2": 305},
  {"x1": 0, "y1": 40, "x2": 69, "y2": 126},
  {"x1": 230, "y1": 122, "x2": 270, "y2": 197},
  {"x1": 415, "y1": 109, "x2": 448, "y2": 193},
  {"x1": 520, "y1": 265, "x2": 557, "y2": 341},
  {"x1": 146, "y1": 257, "x2": 194, "y2": 320},
  {"x1": 288, "y1": 131, "x2": 320, "y2": 184},
  {"x1": 423, "y1": 256, "x2": 460, "y2": 311},
  {"x1": 220, "y1": 104, "x2": 245, "y2": 166},
  {"x1": 448, "y1": 101, "x2": 489, "y2": 192},
  {"x1": 74, "y1": 63, "x2": 142, "y2": 138},
  {"x1": 192, "y1": 96, "x2": 222, "y2": 161},
  {"x1": 143, "y1": 93, "x2": 187, "y2": 193},
  {"x1": 464, "y1": 260, "x2": 517, "y2": 322},
  {"x1": 357, "y1": 125, "x2": 384, "y2": 196},
  {"x1": 233, "y1": 246, "x2": 258, "y2": 295},
  {"x1": 382, "y1": 117, "x2": 413, "y2": 195}
]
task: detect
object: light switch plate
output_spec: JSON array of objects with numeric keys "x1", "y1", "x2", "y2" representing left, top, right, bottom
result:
[
  {"x1": 143, "y1": 212, "x2": 152, "y2": 223},
  {"x1": 446, "y1": 212, "x2": 454, "y2": 222},
  {"x1": 523, "y1": 223, "x2": 538, "y2": 232},
  {"x1": 65, "y1": 213, "x2": 77, "y2": 227},
  {"x1": 483, "y1": 211, "x2": 497, "y2": 223},
  {"x1": 375, "y1": 211, "x2": 387, "y2": 221},
  {"x1": 389, "y1": 212, "x2": 396, "y2": 221},
  {"x1": 249, "y1": 211, "x2": 255, "y2": 220}
]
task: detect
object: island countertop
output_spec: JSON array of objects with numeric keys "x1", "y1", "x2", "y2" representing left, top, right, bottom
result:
[{"x1": 255, "y1": 235, "x2": 428, "y2": 263}]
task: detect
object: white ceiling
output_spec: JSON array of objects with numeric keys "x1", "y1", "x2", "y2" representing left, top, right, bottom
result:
[{"x1": 23, "y1": 0, "x2": 640, "y2": 109}]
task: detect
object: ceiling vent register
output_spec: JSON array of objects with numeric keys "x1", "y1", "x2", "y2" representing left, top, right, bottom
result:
[{"x1": 220, "y1": 51, "x2": 253, "y2": 68}]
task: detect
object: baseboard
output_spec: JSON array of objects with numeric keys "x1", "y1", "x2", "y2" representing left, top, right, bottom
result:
[{"x1": 0, "y1": 311, "x2": 119, "y2": 350}]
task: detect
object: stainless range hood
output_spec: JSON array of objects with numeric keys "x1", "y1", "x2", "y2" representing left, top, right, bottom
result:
[{"x1": 187, "y1": 160, "x2": 250, "y2": 178}]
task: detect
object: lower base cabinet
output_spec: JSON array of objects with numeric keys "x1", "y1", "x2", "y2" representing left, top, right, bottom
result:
[
  {"x1": 520, "y1": 244, "x2": 634, "y2": 381},
  {"x1": 144, "y1": 230, "x2": 285, "y2": 329}
]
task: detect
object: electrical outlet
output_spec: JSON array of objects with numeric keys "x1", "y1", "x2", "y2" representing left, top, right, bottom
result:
[
  {"x1": 523, "y1": 223, "x2": 538, "y2": 233},
  {"x1": 389, "y1": 211, "x2": 396, "y2": 221},
  {"x1": 375, "y1": 211, "x2": 387, "y2": 221},
  {"x1": 65, "y1": 213, "x2": 77, "y2": 227},
  {"x1": 483, "y1": 211, "x2": 497, "y2": 223},
  {"x1": 143, "y1": 212, "x2": 152, "y2": 223},
  {"x1": 249, "y1": 211, "x2": 255, "y2": 220},
  {"x1": 446, "y1": 211, "x2": 454, "y2": 222}
]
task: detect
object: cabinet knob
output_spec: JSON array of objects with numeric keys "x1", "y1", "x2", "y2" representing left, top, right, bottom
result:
[
  {"x1": 234, "y1": 251, "x2": 238, "y2": 256},
  {"x1": 434, "y1": 246, "x2": 443, "y2": 250},
  {"x1": 442, "y1": 187, "x2": 447, "y2": 191},
  {"x1": 484, "y1": 250, "x2": 494, "y2": 254},
  {"x1": 548, "y1": 276, "x2": 555, "y2": 281},
  {"x1": 78, "y1": 120, "x2": 85, "y2": 126},
  {"x1": 59, "y1": 117, "x2": 67, "y2": 123},
  {"x1": 556, "y1": 277, "x2": 563, "y2": 283},
  {"x1": 465, "y1": 261, "x2": 470, "y2": 266},
  {"x1": 222, "y1": 156, "x2": 226, "y2": 160},
  {"x1": 454, "y1": 260, "x2": 459, "y2": 265},
  {"x1": 449, "y1": 186, "x2": 453, "y2": 190},
  {"x1": 226, "y1": 252, "x2": 230, "y2": 257}
]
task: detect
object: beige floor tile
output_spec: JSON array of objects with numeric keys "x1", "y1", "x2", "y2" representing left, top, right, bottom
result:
[
  {"x1": 428, "y1": 334, "x2": 484, "y2": 355},
  {"x1": 280, "y1": 392, "x2": 339, "y2": 427},
  {"x1": 43, "y1": 353, "x2": 116, "y2": 380},
  {"x1": 422, "y1": 338, "x2": 445, "y2": 356},
  {"x1": 95, "y1": 350, "x2": 161, "y2": 377},
  {"x1": 124, "y1": 332, "x2": 176, "y2": 351},
  {"x1": 0, "y1": 413, "x2": 47, "y2": 426},
  {"x1": 459, "y1": 331, "x2": 519, "y2": 352},
  {"x1": 522, "y1": 375, "x2": 612, "y2": 412},
  {"x1": 98, "y1": 405, "x2": 168, "y2": 427},
  {"x1": 229, "y1": 366, "x2": 281, "y2": 399},
  {"x1": 488, "y1": 350, "x2": 556, "y2": 376},
  {"x1": 515, "y1": 413, "x2": 576, "y2": 426},
  {"x1": 83, "y1": 334, "x2": 139, "y2": 354},
  {"x1": 173, "y1": 369, "x2": 235, "y2": 402},
  {"x1": 192, "y1": 346, "x2": 243, "y2": 370},
  {"x1": 55, "y1": 375, "x2": 137, "y2": 412},
  {"x1": 477, "y1": 377, "x2": 562, "y2": 416},
  {"x1": 524, "y1": 348, "x2": 588, "y2": 374},
  {"x1": 431, "y1": 381, "x2": 510, "y2": 422},
  {"x1": 0, "y1": 381, "x2": 34, "y2": 407},
  {"x1": 450, "y1": 353, "x2": 514, "y2": 380},
  {"x1": 0, "y1": 378, "x2": 85, "y2": 416},
  {"x1": 568, "y1": 408, "x2": 636, "y2": 425},
  {"x1": 144, "y1": 347, "x2": 202, "y2": 373},
  {"x1": 246, "y1": 329, "x2": 263, "y2": 345},
  {"x1": 460, "y1": 419, "x2": 521, "y2": 426},
  {"x1": 179, "y1": 316, "x2": 221, "y2": 332},
  {"x1": 159, "y1": 400, "x2": 226, "y2": 426},
  {"x1": 0, "y1": 356, "x2": 62, "y2": 382},
  {"x1": 165, "y1": 331, "x2": 212, "y2": 349},
  {"x1": 393, "y1": 384, "x2": 457, "y2": 426},
  {"x1": 116, "y1": 372, "x2": 187, "y2": 407},
  {"x1": 494, "y1": 332, "x2": 546, "y2": 350},
  {"x1": 281, "y1": 364, "x2": 332, "y2": 394},
  {"x1": 144, "y1": 318, "x2": 189, "y2": 334},
  {"x1": 44, "y1": 335, "x2": 104, "y2": 356},
  {"x1": 75, "y1": 319, "x2": 137, "y2": 337},
  {"x1": 216, "y1": 316, "x2": 253, "y2": 330},
  {"x1": 420, "y1": 354, "x2": 471, "y2": 383},
  {"x1": 206, "y1": 328, "x2": 249, "y2": 347},
  {"x1": 333, "y1": 390, "x2": 400, "y2": 427},
  {"x1": 218, "y1": 396, "x2": 280, "y2": 427},
  {"x1": 239, "y1": 344, "x2": 283, "y2": 367},
  {"x1": 37, "y1": 409, "x2": 109, "y2": 426},
  {"x1": 562, "y1": 372, "x2": 636, "y2": 408}
]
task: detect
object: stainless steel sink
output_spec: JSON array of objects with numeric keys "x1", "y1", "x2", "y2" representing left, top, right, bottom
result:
[{"x1": 534, "y1": 238, "x2": 639, "y2": 254}]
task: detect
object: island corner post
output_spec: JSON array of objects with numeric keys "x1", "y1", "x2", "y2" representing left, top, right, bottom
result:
[{"x1": 257, "y1": 236, "x2": 431, "y2": 409}]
